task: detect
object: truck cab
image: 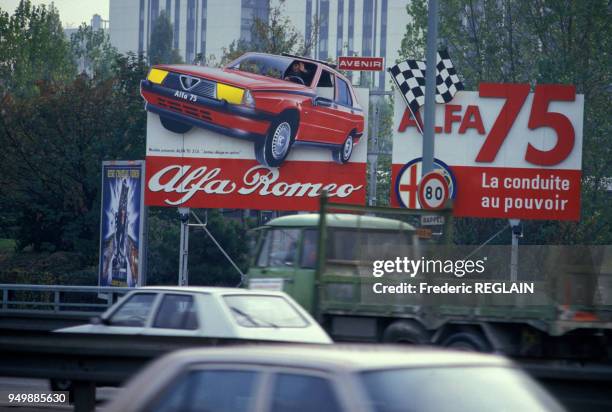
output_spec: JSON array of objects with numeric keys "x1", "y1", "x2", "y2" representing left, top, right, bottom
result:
[{"x1": 247, "y1": 213, "x2": 418, "y2": 314}]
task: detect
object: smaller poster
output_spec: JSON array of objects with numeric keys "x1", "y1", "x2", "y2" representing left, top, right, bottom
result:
[{"x1": 98, "y1": 161, "x2": 146, "y2": 287}]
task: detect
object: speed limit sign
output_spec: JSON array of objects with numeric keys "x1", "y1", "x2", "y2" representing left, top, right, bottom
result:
[{"x1": 418, "y1": 172, "x2": 450, "y2": 210}]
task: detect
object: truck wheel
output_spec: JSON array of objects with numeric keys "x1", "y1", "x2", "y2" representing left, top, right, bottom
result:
[
  {"x1": 255, "y1": 116, "x2": 295, "y2": 167},
  {"x1": 382, "y1": 320, "x2": 429, "y2": 344},
  {"x1": 442, "y1": 331, "x2": 491, "y2": 352},
  {"x1": 160, "y1": 116, "x2": 192, "y2": 134},
  {"x1": 332, "y1": 134, "x2": 354, "y2": 164}
]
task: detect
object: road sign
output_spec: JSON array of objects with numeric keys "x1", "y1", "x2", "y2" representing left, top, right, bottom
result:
[
  {"x1": 395, "y1": 157, "x2": 456, "y2": 209},
  {"x1": 338, "y1": 56, "x2": 384, "y2": 71},
  {"x1": 418, "y1": 171, "x2": 449, "y2": 210},
  {"x1": 421, "y1": 215, "x2": 445, "y2": 226},
  {"x1": 415, "y1": 228, "x2": 433, "y2": 238}
]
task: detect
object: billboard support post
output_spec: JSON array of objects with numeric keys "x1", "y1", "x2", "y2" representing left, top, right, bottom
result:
[
  {"x1": 422, "y1": 0, "x2": 438, "y2": 176},
  {"x1": 509, "y1": 219, "x2": 521, "y2": 282},
  {"x1": 178, "y1": 207, "x2": 190, "y2": 286},
  {"x1": 368, "y1": 102, "x2": 379, "y2": 205}
]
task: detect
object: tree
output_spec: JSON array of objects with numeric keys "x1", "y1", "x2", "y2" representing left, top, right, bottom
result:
[
  {"x1": 70, "y1": 23, "x2": 119, "y2": 79},
  {"x1": 219, "y1": 0, "x2": 314, "y2": 65},
  {"x1": 0, "y1": 0, "x2": 75, "y2": 96},
  {"x1": 398, "y1": 0, "x2": 611, "y2": 245},
  {"x1": 0, "y1": 54, "x2": 148, "y2": 256},
  {"x1": 148, "y1": 10, "x2": 182, "y2": 65}
]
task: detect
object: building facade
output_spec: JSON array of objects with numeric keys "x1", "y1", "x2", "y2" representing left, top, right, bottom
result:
[{"x1": 109, "y1": 0, "x2": 409, "y2": 88}]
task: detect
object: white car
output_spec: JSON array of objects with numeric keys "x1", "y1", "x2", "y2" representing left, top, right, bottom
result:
[
  {"x1": 103, "y1": 345, "x2": 565, "y2": 412},
  {"x1": 56, "y1": 286, "x2": 331, "y2": 344}
]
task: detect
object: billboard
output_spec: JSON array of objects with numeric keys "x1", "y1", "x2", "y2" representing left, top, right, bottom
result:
[
  {"x1": 391, "y1": 83, "x2": 584, "y2": 221},
  {"x1": 142, "y1": 55, "x2": 368, "y2": 211},
  {"x1": 98, "y1": 161, "x2": 146, "y2": 287}
]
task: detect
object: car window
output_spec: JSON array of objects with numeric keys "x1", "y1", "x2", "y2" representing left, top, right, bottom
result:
[
  {"x1": 360, "y1": 366, "x2": 564, "y2": 412},
  {"x1": 316, "y1": 70, "x2": 335, "y2": 100},
  {"x1": 152, "y1": 369, "x2": 260, "y2": 412},
  {"x1": 257, "y1": 228, "x2": 300, "y2": 268},
  {"x1": 336, "y1": 78, "x2": 352, "y2": 106},
  {"x1": 227, "y1": 55, "x2": 316, "y2": 86},
  {"x1": 270, "y1": 373, "x2": 343, "y2": 412},
  {"x1": 224, "y1": 295, "x2": 309, "y2": 328},
  {"x1": 300, "y1": 229, "x2": 318, "y2": 268},
  {"x1": 108, "y1": 293, "x2": 156, "y2": 327},
  {"x1": 153, "y1": 294, "x2": 198, "y2": 330}
]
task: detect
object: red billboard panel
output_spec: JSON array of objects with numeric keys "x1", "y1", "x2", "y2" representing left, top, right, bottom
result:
[
  {"x1": 390, "y1": 83, "x2": 584, "y2": 221},
  {"x1": 141, "y1": 56, "x2": 369, "y2": 211}
]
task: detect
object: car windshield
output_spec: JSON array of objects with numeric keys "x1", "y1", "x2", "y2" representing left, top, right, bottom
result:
[
  {"x1": 228, "y1": 55, "x2": 292, "y2": 80},
  {"x1": 360, "y1": 366, "x2": 564, "y2": 412},
  {"x1": 223, "y1": 294, "x2": 309, "y2": 328},
  {"x1": 227, "y1": 54, "x2": 317, "y2": 86}
]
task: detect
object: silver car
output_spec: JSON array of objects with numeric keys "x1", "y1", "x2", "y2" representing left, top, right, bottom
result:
[
  {"x1": 103, "y1": 345, "x2": 564, "y2": 412},
  {"x1": 56, "y1": 286, "x2": 331, "y2": 344}
]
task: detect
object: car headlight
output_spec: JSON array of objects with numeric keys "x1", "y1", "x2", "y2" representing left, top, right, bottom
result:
[
  {"x1": 147, "y1": 68, "x2": 168, "y2": 84},
  {"x1": 242, "y1": 90, "x2": 255, "y2": 107},
  {"x1": 217, "y1": 83, "x2": 244, "y2": 104}
]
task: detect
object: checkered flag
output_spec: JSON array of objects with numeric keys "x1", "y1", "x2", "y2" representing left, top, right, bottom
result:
[{"x1": 389, "y1": 50, "x2": 463, "y2": 132}]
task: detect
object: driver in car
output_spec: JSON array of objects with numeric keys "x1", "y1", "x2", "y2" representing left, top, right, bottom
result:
[{"x1": 284, "y1": 61, "x2": 309, "y2": 84}]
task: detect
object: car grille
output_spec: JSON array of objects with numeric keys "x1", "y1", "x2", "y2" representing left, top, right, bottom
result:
[
  {"x1": 156, "y1": 97, "x2": 213, "y2": 122},
  {"x1": 162, "y1": 73, "x2": 216, "y2": 99},
  {"x1": 191, "y1": 80, "x2": 216, "y2": 98}
]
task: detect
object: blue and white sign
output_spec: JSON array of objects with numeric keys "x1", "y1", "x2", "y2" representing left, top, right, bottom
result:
[{"x1": 98, "y1": 161, "x2": 146, "y2": 287}]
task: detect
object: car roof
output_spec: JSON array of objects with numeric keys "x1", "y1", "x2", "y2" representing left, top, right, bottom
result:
[
  {"x1": 161, "y1": 344, "x2": 511, "y2": 372},
  {"x1": 137, "y1": 286, "x2": 286, "y2": 296},
  {"x1": 265, "y1": 213, "x2": 416, "y2": 231}
]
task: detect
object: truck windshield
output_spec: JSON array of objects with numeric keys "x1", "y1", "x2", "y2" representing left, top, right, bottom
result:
[
  {"x1": 361, "y1": 366, "x2": 563, "y2": 412},
  {"x1": 224, "y1": 295, "x2": 309, "y2": 328},
  {"x1": 256, "y1": 228, "x2": 300, "y2": 267}
]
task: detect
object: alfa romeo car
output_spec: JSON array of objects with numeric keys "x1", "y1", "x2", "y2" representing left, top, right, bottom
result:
[{"x1": 140, "y1": 52, "x2": 365, "y2": 167}]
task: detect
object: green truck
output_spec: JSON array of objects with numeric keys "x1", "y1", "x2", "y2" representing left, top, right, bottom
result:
[{"x1": 247, "y1": 202, "x2": 612, "y2": 362}]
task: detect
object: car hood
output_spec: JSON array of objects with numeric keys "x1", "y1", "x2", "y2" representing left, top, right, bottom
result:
[
  {"x1": 232, "y1": 326, "x2": 333, "y2": 344},
  {"x1": 55, "y1": 324, "x2": 100, "y2": 333},
  {"x1": 155, "y1": 64, "x2": 311, "y2": 92}
]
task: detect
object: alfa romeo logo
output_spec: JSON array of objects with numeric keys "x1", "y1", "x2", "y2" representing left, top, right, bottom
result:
[{"x1": 180, "y1": 75, "x2": 200, "y2": 90}]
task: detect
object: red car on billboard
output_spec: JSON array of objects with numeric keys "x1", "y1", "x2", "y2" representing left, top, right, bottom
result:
[{"x1": 141, "y1": 52, "x2": 365, "y2": 167}]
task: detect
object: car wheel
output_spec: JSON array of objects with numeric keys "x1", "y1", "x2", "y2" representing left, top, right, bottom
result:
[
  {"x1": 332, "y1": 134, "x2": 354, "y2": 164},
  {"x1": 442, "y1": 331, "x2": 491, "y2": 352},
  {"x1": 382, "y1": 320, "x2": 429, "y2": 344},
  {"x1": 255, "y1": 117, "x2": 295, "y2": 167},
  {"x1": 160, "y1": 116, "x2": 192, "y2": 134}
]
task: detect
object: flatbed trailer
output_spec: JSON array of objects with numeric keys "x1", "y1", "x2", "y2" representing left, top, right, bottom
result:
[{"x1": 248, "y1": 196, "x2": 612, "y2": 361}]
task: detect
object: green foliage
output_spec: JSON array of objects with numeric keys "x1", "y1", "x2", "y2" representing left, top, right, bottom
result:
[
  {"x1": 368, "y1": 97, "x2": 395, "y2": 207},
  {"x1": 146, "y1": 209, "x2": 251, "y2": 287},
  {"x1": 0, "y1": 0, "x2": 75, "y2": 96},
  {"x1": 148, "y1": 11, "x2": 183, "y2": 65},
  {"x1": 70, "y1": 23, "x2": 119, "y2": 79},
  {"x1": 219, "y1": 0, "x2": 312, "y2": 65},
  {"x1": 398, "y1": 0, "x2": 428, "y2": 61},
  {"x1": 399, "y1": 0, "x2": 611, "y2": 245},
  {"x1": 0, "y1": 54, "x2": 148, "y2": 257}
]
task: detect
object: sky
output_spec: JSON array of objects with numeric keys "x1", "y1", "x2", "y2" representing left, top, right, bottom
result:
[{"x1": 1, "y1": 0, "x2": 109, "y2": 28}]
